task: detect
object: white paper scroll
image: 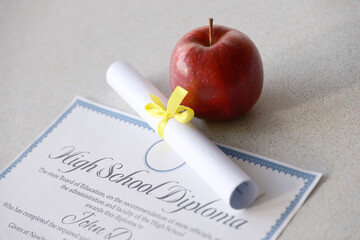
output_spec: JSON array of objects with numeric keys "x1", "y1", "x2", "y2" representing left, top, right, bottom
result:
[{"x1": 106, "y1": 60, "x2": 258, "y2": 209}]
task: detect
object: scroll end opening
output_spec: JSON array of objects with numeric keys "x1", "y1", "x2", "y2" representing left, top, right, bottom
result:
[{"x1": 230, "y1": 180, "x2": 258, "y2": 209}]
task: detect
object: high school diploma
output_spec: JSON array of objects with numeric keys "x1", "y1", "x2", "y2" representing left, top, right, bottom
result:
[{"x1": 0, "y1": 97, "x2": 321, "y2": 240}]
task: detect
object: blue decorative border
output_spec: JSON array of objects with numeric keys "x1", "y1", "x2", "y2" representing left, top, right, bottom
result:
[
  {"x1": 219, "y1": 146, "x2": 317, "y2": 239},
  {"x1": 0, "y1": 98, "x2": 318, "y2": 240}
]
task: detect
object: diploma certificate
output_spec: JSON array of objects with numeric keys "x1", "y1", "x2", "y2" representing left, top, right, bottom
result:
[{"x1": 0, "y1": 97, "x2": 321, "y2": 240}]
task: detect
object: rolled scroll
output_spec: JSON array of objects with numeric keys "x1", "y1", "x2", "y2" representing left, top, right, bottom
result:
[{"x1": 106, "y1": 60, "x2": 258, "y2": 209}]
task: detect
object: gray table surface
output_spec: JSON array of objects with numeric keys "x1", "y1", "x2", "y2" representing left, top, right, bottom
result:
[{"x1": 1, "y1": 1, "x2": 359, "y2": 239}]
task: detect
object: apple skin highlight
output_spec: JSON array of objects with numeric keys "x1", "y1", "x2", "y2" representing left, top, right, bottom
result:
[{"x1": 170, "y1": 25, "x2": 263, "y2": 121}]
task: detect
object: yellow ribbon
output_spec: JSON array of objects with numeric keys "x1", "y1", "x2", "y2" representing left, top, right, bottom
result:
[{"x1": 145, "y1": 86, "x2": 194, "y2": 139}]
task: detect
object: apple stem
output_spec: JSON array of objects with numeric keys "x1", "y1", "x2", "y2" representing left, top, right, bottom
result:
[{"x1": 209, "y1": 18, "x2": 213, "y2": 46}]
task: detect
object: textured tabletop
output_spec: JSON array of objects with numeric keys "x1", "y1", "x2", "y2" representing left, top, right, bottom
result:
[{"x1": 0, "y1": 1, "x2": 359, "y2": 239}]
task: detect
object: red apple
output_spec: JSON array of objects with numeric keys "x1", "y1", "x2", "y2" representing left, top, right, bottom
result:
[{"x1": 170, "y1": 19, "x2": 263, "y2": 121}]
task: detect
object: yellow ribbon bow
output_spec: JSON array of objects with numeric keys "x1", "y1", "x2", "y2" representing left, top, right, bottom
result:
[{"x1": 145, "y1": 86, "x2": 194, "y2": 139}]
